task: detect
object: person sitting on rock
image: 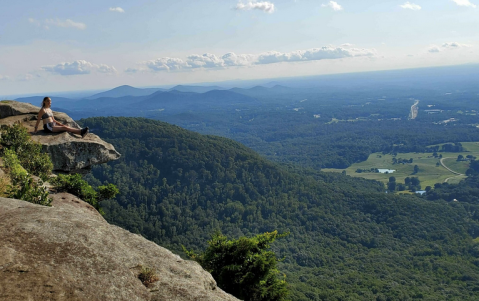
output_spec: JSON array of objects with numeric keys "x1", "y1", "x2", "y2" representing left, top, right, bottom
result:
[{"x1": 33, "y1": 97, "x2": 89, "y2": 138}]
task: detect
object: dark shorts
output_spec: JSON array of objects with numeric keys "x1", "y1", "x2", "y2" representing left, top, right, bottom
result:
[{"x1": 43, "y1": 122, "x2": 56, "y2": 133}]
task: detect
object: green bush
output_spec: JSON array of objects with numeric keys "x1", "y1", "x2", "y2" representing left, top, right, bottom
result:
[
  {"x1": 3, "y1": 149, "x2": 51, "y2": 206},
  {"x1": 185, "y1": 231, "x2": 289, "y2": 301},
  {"x1": 3, "y1": 149, "x2": 28, "y2": 179},
  {"x1": 0, "y1": 123, "x2": 53, "y2": 180},
  {"x1": 8, "y1": 173, "x2": 51, "y2": 206},
  {"x1": 51, "y1": 174, "x2": 119, "y2": 214}
]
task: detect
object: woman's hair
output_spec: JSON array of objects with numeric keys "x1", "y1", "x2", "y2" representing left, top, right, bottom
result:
[{"x1": 42, "y1": 97, "x2": 50, "y2": 108}]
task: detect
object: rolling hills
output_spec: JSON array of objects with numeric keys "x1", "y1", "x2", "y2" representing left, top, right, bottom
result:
[{"x1": 82, "y1": 116, "x2": 479, "y2": 300}]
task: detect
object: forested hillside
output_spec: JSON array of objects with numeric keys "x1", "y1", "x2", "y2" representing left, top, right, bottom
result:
[{"x1": 82, "y1": 117, "x2": 479, "y2": 300}]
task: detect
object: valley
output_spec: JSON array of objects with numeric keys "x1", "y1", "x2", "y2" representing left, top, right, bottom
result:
[
  {"x1": 8, "y1": 65, "x2": 479, "y2": 300},
  {"x1": 322, "y1": 142, "x2": 479, "y2": 188}
]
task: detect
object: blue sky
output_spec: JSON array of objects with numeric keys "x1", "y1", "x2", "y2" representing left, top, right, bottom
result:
[{"x1": 0, "y1": 0, "x2": 478, "y2": 95}]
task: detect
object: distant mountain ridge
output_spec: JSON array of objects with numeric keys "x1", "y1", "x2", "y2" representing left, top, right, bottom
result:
[
  {"x1": 86, "y1": 85, "x2": 165, "y2": 99},
  {"x1": 168, "y1": 85, "x2": 226, "y2": 93},
  {"x1": 14, "y1": 86, "x2": 262, "y2": 120}
]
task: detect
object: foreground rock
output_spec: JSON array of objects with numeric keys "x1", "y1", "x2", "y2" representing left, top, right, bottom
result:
[
  {"x1": 0, "y1": 101, "x2": 120, "y2": 172},
  {"x1": 0, "y1": 195, "x2": 239, "y2": 301}
]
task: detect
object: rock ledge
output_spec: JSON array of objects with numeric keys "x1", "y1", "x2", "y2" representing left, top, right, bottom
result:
[
  {"x1": 0, "y1": 101, "x2": 120, "y2": 172},
  {"x1": 0, "y1": 195, "x2": 239, "y2": 301}
]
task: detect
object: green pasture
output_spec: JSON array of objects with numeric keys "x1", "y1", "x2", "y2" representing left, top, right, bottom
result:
[{"x1": 322, "y1": 142, "x2": 479, "y2": 189}]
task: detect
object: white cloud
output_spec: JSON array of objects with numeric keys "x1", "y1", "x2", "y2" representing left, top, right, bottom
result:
[
  {"x1": 256, "y1": 46, "x2": 376, "y2": 64},
  {"x1": 109, "y1": 7, "x2": 125, "y2": 13},
  {"x1": 400, "y1": 2, "x2": 421, "y2": 10},
  {"x1": 221, "y1": 53, "x2": 256, "y2": 66},
  {"x1": 187, "y1": 53, "x2": 226, "y2": 68},
  {"x1": 124, "y1": 67, "x2": 144, "y2": 73},
  {"x1": 452, "y1": 0, "x2": 477, "y2": 8},
  {"x1": 136, "y1": 45, "x2": 377, "y2": 72},
  {"x1": 97, "y1": 64, "x2": 118, "y2": 74},
  {"x1": 235, "y1": 1, "x2": 275, "y2": 13},
  {"x1": 428, "y1": 42, "x2": 471, "y2": 53},
  {"x1": 321, "y1": 1, "x2": 343, "y2": 11},
  {"x1": 42, "y1": 60, "x2": 117, "y2": 75},
  {"x1": 442, "y1": 42, "x2": 471, "y2": 48},
  {"x1": 29, "y1": 18, "x2": 86, "y2": 30},
  {"x1": 341, "y1": 43, "x2": 354, "y2": 47},
  {"x1": 0, "y1": 75, "x2": 10, "y2": 81},
  {"x1": 145, "y1": 57, "x2": 189, "y2": 71}
]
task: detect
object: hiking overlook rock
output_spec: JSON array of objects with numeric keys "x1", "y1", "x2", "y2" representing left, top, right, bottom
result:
[
  {"x1": 0, "y1": 100, "x2": 120, "y2": 172},
  {"x1": 0, "y1": 194, "x2": 239, "y2": 301}
]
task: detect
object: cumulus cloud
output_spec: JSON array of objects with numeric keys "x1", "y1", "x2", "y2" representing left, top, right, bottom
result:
[
  {"x1": 400, "y1": 2, "x2": 421, "y2": 10},
  {"x1": 109, "y1": 7, "x2": 125, "y2": 13},
  {"x1": 97, "y1": 64, "x2": 118, "y2": 73},
  {"x1": 428, "y1": 42, "x2": 471, "y2": 53},
  {"x1": 222, "y1": 53, "x2": 256, "y2": 66},
  {"x1": 256, "y1": 47, "x2": 376, "y2": 64},
  {"x1": 321, "y1": 1, "x2": 343, "y2": 11},
  {"x1": 124, "y1": 67, "x2": 145, "y2": 73},
  {"x1": 442, "y1": 42, "x2": 471, "y2": 48},
  {"x1": 145, "y1": 57, "x2": 189, "y2": 71},
  {"x1": 341, "y1": 43, "x2": 354, "y2": 47},
  {"x1": 187, "y1": 53, "x2": 226, "y2": 68},
  {"x1": 135, "y1": 45, "x2": 376, "y2": 72},
  {"x1": 42, "y1": 60, "x2": 117, "y2": 76},
  {"x1": 452, "y1": 0, "x2": 477, "y2": 8},
  {"x1": 29, "y1": 18, "x2": 86, "y2": 30},
  {"x1": 235, "y1": 1, "x2": 275, "y2": 13}
]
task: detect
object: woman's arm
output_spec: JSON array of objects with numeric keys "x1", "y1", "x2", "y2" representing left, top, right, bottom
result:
[{"x1": 34, "y1": 109, "x2": 44, "y2": 133}]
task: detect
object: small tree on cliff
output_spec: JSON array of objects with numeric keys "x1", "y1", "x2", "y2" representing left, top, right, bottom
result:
[{"x1": 185, "y1": 231, "x2": 289, "y2": 301}]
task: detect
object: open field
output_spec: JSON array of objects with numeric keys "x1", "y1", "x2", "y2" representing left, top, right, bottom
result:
[{"x1": 322, "y1": 142, "x2": 479, "y2": 189}]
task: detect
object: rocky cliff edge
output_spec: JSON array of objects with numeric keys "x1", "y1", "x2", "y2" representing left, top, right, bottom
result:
[
  {"x1": 0, "y1": 101, "x2": 120, "y2": 172},
  {"x1": 0, "y1": 194, "x2": 239, "y2": 301}
]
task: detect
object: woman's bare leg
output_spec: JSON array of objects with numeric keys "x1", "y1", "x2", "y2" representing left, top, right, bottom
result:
[{"x1": 52, "y1": 125, "x2": 81, "y2": 135}]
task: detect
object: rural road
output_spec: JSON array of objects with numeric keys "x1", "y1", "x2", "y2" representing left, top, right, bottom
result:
[{"x1": 440, "y1": 157, "x2": 464, "y2": 182}]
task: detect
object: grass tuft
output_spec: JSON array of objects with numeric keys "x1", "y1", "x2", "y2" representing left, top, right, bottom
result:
[{"x1": 138, "y1": 265, "x2": 159, "y2": 287}]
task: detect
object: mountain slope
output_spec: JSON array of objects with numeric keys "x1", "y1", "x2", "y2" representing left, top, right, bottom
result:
[
  {"x1": 82, "y1": 117, "x2": 479, "y2": 301},
  {"x1": 86, "y1": 85, "x2": 164, "y2": 99},
  {"x1": 168, "y1": 85, "x2": 225, "y2": 93}
]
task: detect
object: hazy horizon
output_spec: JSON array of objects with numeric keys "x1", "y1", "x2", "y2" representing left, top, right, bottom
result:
[{"x1": 1, "y1": 0, "x2": 478, "y2": 95}]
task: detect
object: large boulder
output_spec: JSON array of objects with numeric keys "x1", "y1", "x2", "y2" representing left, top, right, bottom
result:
[
  {"x1": 0, "y1": 195, "x2": 239, "y2": 301},
  {"x1": 0, "y1": 100, "x2": 120, "y2": 172}
]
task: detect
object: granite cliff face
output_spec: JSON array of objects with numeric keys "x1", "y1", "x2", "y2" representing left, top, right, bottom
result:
[
  {"x1": 0, "y1": 194, "x2": 239, "y2": 301},
  {"x1": 0, "y1": 101, "x2": 120, "y2": 172}
]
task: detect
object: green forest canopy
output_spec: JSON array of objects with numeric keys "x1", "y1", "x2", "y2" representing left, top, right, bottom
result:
[{"x1": 82, "y1": 117, "x2": 479, "y2": 300}]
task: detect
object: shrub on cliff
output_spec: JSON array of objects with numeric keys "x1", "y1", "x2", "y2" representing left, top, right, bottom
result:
[
  {"x1": 51, "y1": 174, "x2": 119, "y2": 214},
  {"x1": 0, "y1": 123, "x2": 53, "y2": 180},
  {"x1": 185, "y1": 231, "x2": 289, "y2": 301},
  {"x1": 3, "y1": 149, "x2": 51, "y2": 206}
]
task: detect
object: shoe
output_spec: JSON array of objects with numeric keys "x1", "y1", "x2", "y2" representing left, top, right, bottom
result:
[{"x1": 81, "y1": 126, "x2": 89, "y2": 138}]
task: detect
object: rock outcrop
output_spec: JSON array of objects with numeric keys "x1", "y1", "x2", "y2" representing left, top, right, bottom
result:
[
  {"x1": 0, "y1": 195, "x2": 239, "y2": 301},
  {"x1": 0, "y1": 101, "x2": 120, "y2": 172}
]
